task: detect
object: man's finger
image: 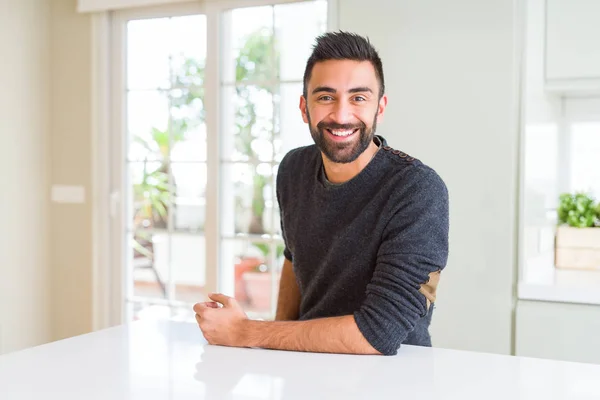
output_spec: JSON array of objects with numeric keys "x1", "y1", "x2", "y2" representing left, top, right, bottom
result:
[
  {"x1": 193, "y1": 303, "x2": 203, "y2": 314},
  {"x1": 204, "y1": 301, "x2": 220, "y2": 309},
  {"x1": 208, "y1": 293, "x2": 233, "y2": 306},
  {"x1": 193, "y1": 302, "x2": 217, "y2": 314}
]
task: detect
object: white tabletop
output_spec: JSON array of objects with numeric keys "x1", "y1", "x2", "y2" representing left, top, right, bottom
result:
[{"x1": 1, "y1": 320, "x2": 600, "y2": 399}]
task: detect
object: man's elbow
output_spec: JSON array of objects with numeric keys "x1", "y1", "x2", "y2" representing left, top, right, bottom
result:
[
  {"x1": 345, "y1": 315, "x2": 394, "y2": 356},
  {"x1": 358, "y1": 344, "x2": 383, "y2": 355},
  {"x1": 352, "y1": 310, "x2": 403, "y2": 356}
]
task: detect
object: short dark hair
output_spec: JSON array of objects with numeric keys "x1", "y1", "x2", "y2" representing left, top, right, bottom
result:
[{"x1": 302, "y1": 31, "x2": 385, "y2": 99}]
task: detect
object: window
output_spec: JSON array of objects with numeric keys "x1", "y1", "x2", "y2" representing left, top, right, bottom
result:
[
  {"x1": 522, "y1": 123, "x2": 559, "y2": 265},
  {"x1": 570, "y1": 122, "x2": 600, "y2": 198},
  {"x1": 112, "y1": 1, "x2": 329, "y2": 323},
  {"x1": 123, "y1": 13, "x2": 209, "y2": 322},
  {"x1": 219, "y1": 3, "x2": 327, "y2": 316},
  {"x1": 521, "y1": 97, "x2": 600, "y2": 281}
]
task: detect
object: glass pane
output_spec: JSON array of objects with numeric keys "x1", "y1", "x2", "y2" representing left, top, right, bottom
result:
[
  {"x1": 172, "y1": 233, "x2": 206, "y2": 303},
  {"x1": 221, "y1": 240, "x2": 277, "y2": 315},
  {"x1": 273, "y1": 241, "x2": 286, "y2": 275},
  {"x1": 275, "y1": 0, "x2": 328, "y2": 81},
  {"x1": 170, "y1": 89, "x2": 206, "y2": 162},
  {"x1": 524, "y1": 124, "x2": 559, "y2": 211},
  {"x1": 127, "y1": 18, "x2": 171, "y2": 90},
  {"x1": 130, "y1": 230, "x2": 170, "y2": 300},
  {"x1": 222, "y1": 6, "x2": 274, "y2": 84},
  {"x1": 221, "y1": 163, "x2": 274, "y2": 236},
  {"x1": 274, "y1": 83, "x2": 313, "y2": 162},
  {"x1": 570, "y1": 122, "x2": 600, "y2": 199},
  {"x1": 130, "y1": 162, "x2": 172, "y2": 232},
  {"x1": 221, "y1": 85, "x2": 274, "y2": 162},
  {"x1": 172, "y1": 162, "x2": 206, "y2": 233},
  {"x1": 522, "y1": 124, "x2": 559, "y2": 271},
  {"x1": 128, "y1": 90, "x2": 170, "y2": 162},
  {"x1": 170, "y1": 15, "x2": 207, "y2": 87}
]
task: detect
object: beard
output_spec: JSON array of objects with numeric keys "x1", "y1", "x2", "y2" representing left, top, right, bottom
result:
[{"x1": 307, "y1": 110, "x2": 378, "y2": 164}]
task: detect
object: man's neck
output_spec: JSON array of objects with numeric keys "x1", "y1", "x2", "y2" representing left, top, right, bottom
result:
[{"x1": 322, "y1": 140, "x2": 380, "y2": 184}]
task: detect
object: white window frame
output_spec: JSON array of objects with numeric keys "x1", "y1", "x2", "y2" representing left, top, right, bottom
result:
[{"x1": 92, "y1": 0, "x2": 338, "y2": 330}]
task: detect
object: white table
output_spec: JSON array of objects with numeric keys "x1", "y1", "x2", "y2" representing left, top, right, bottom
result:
[{"x1": 1, "y1": 320, "x2": 599, "y2": 399}]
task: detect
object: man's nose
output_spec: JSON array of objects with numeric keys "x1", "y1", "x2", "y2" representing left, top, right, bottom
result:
[{"x1": 330, "y1": 100, "x2": 353, "y2": 124}]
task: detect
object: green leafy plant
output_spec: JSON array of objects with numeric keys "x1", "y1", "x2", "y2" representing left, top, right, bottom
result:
[
  {"x1": 233, "y1": 29, "x2": 279, "y2": 234},
  {"x1": 132, "y1": 125, "x2": 184, "y2": 231},
  {"x1": 136, "y1": 29, "x2": 277, "y2": 236},
  {"x1": 557, "y1": 192, "x2": 600, "y2": 228}
]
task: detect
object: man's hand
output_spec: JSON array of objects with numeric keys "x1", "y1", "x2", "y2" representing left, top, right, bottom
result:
[{"x1": 193, "y1": 293, "x2": 249, "y2": 347}]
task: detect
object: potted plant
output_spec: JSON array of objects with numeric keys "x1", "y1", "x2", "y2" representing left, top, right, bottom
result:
[
  {"x1": 555, "y1": 192, "x2": 600, "y2": 270},
  {"x1": 239, "y1": 243, "x2": 284, "y2": 310}
]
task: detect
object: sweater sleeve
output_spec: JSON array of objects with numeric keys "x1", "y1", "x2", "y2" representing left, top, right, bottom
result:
[{"x1": 353, "y1": 167, "x2": 449, "y2": 355}]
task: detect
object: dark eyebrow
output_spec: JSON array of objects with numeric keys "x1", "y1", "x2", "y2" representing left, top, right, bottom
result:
[
  {"x1": 348, "y1": 87, "x2": 373, "y2": 94},
  {"x1": 312, "y1": 86, "x2": 336, "y2": 95},
  {"x1": 311, "y1": 86, "x2": 373, "y2": 95}
]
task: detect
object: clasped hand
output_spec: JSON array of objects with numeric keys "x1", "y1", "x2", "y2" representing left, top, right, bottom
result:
[{"x1": 193, "y1": 293, "x2": 249, "y2": 347}]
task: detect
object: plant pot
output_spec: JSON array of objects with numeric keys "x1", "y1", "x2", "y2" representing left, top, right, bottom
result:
[
  {"x1": 555, "y1": 226, "x2": 600, "y2": 270},
  {"x1": 234, "y1": 257, "x2": 263, "y2": 303},
  {"x1": 242, "y1": 272, "x2": 279, "y2": 311}
]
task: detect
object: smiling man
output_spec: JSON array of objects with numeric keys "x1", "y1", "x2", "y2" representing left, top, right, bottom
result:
[{"x1": 194, "y1": 31, "x2": 449, "y2": 356}]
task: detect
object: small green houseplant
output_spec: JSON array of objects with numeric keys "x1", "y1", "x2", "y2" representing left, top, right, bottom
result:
[
  {"x1": 557, "y1": 192, "x2": 600, "y2": 228},
  {"x1": 555, "y1": 192, "x2": 600, "y2": 270}
]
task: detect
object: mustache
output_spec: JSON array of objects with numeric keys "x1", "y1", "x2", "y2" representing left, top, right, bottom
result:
[{"x1": 316, "y1": 121, "x2": 366, "y2": 131}]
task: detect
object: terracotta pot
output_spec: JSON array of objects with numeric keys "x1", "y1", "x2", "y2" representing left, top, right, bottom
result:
[
  {"x1": 234, "y1": 257, "x2": 263, "y2": 302},
  {"x1": 242, "y1": 272, "x2": 279, "y2": 310}
]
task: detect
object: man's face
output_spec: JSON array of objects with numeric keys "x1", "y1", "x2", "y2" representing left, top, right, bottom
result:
[{"x1": 300, "y1": 60, "x2": 387, "y2": 163}]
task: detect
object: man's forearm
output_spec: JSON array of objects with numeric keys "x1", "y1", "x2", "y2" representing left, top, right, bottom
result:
[{"x1": 238, "y1": 315, "x2": 381, "y2": 355}]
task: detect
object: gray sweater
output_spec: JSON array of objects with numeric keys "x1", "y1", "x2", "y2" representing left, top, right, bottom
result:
[{"x1": 276, "y1": 135, "x2": 449, "y2": 355}]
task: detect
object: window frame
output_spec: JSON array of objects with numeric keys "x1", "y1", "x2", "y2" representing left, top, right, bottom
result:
[{"x1": 92, "y1": 0, "x2": 337, "y2": 329}]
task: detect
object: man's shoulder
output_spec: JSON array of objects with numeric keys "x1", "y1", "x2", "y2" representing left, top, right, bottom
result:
[
  {"x1": 279, "y1": 144, "x2": 319, "y2": 171},
  {"x1": 276, "y1": 145, "x2": 319, "y2": 196},
  {"x1": 378, "y1": 142, "x2": 447, "y2": 196}
]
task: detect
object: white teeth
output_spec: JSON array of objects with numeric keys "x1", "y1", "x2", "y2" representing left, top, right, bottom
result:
[{"x1": 329, "y1": 129, "x2": 355, "y2": 137}]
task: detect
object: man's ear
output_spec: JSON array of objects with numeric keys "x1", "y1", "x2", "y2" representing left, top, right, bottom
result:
[
  {"x1": 376, "y1": 94, "x2": 388, "y2": 123},
  {"x1": 299, "y1": 95, "x2": 309, "y2": 123}
]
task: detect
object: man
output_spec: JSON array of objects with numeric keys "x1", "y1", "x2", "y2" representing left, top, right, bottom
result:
[{"x1": 194, "y1": 31, "x2": 449, "y2": 356}]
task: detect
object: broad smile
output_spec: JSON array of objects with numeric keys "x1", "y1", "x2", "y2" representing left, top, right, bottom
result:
[{"x1": 326, "y1": 128, "x2": 359, "y2": 141}]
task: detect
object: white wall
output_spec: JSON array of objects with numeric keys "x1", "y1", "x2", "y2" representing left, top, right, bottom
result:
[
  {"x1": 339, "y1": 0, "x2": 520, "y2": 354},
  {"x1": 0, "y1": 0, "x2": 51, "y2": 354}
]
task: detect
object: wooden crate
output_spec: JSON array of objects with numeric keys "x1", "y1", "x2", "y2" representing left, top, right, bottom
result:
[{"x1": 555, "y1": 226, "x2": 600, "y2": 270}]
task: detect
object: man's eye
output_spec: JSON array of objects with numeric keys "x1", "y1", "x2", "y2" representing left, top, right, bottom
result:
[
  {"x1": 353, "y1": 96, "x2": 366, "y2": 102},
  {"x1": 319, "y1": 95, "x2": 333, "y2": 101}
]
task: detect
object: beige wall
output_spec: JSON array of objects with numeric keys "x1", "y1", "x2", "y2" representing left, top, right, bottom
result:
[
  {"x1": 49, "y1": 0, "x2": 94, "y2": 342},
  {"x1": 0, "y1": 0, "x2": 51, "y2": 353}
]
